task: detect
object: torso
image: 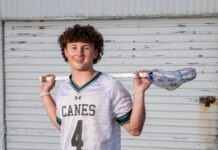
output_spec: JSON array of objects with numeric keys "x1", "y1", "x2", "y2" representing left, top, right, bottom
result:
[{"x1": 56, "y1": 72, "x2": 132, "y2": 150}]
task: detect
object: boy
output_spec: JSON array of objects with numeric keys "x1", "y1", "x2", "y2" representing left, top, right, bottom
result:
[{"x1": 40, "y1": 24, "x2": 150, "y2": 150}]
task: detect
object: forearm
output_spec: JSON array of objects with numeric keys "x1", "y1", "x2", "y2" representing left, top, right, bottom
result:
[
  {"x1": 41, "y1": 95, "x2": 61, "y2": 130},
  {"x1": 124, "y1": 91, "x2": 146, "y2": 136},
  {"x1": 131, "y1": 91, "x2": 146, "y2": 129}
]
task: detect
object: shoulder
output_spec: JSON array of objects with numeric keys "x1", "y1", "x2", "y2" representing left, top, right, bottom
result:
[
  {"x1": 99, "y1": 73, "x2": 122, "y2": 86},
  {"x1": 56, "y1": 79, "x2": 71, "y2": 94},
  {"x1": 98, "y1": 72, "x2": 127, "y2": 93},
  {"x1": 58, "y1": 79, "x2": 70, "y2": 88}
]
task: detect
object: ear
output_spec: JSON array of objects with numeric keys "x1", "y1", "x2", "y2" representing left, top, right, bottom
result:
[
  {"x1": 94, "y1": 49, "x2": 98, "y2": 59},
  {"x1": 64, "y1": 48, "x2": 68, "y2": 56}
]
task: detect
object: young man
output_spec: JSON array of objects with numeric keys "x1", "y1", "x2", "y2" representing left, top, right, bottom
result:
[{"x1": 40, "y1": 24, "x2": 150, "y2": 150}]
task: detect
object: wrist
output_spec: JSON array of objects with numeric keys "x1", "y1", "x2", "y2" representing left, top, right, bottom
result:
[
  {"x1": 134, "y1": 89, "x2": 146, "y2": 95},
  {"x1": 40, "y1": 89, "x2": 50, "y2": 93},
  {"x1": 133, "y1": 91, "x2": 145, "y2": 99},
  {"x1": 40, "y1": 92, "x2": 50, "y2": 97}
]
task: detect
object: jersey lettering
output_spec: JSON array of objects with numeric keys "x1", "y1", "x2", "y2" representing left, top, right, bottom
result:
[
  {"x1": 71, "y1": 120, "x2": 83, "y2": 150},
  {"x1": 62, "y1": 104, "x2": 96, "y2": 117}
]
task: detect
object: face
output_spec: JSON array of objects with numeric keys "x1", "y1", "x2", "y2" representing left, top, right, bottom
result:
[{"x1": 64, "y1": 42, "x2": 98, "y2": 71}]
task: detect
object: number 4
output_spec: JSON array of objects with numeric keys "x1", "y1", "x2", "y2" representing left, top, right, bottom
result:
[{"x1": 71, "y1": 120, "x2": 83, "y2": 150}]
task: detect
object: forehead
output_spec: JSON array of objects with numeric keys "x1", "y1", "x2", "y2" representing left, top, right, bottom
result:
[{"x1": 67, "y1": 42, "x2": 93, "y2": 47}]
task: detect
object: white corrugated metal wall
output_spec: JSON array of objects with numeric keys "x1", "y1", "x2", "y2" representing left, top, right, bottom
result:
[
  {"x1": 4, "y1": 18, "x2": 218, "y2": 150},
  {"x1": 1, "y1": 0, "x2": 218, "y2": 20}
]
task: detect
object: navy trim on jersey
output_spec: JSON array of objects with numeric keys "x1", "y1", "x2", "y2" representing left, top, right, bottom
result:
[
  {"x1": 56, "y1": 116, "x2": 62, "y2": 125},
  {"x1": 69, "y1": 72, "x2": 102, "y2": 93},
  {"x1": 116, "y1": 109, "x2": 132, "y2": 125}
]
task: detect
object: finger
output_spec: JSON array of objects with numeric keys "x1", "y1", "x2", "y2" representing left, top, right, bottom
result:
[
  {"x1": 45, "y1": 74, "x2": 56, "y2": 82},
  {"x1": 138, "y1": 69, "x2": 148, "y2": 73},
  {"x1": 46, "y1": 73, "x2": 56, "y2": 78},
  {"x1": 134, "y1": 71, "x2": 140, "y2": 78},
  {"x1": 144, "y1": 76, "x2": 152, "y2": 85},
  {"x1": 135, "y1": 69, "x2": 148, "y2": 77}
]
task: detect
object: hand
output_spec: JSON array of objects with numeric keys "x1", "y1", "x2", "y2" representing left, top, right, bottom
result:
[
  {"x1": 40, "y1": 74, "x2": 56, "y2": 93},
  {"x1": 133, "y1": 69, "x2": 151, "y2": 93}
]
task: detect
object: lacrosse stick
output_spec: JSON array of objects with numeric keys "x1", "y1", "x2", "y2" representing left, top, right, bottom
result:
[
  {"x1": 39, "y1": 68, "x2": 196, "y2": 90},
  {"x1": 147, "y1": 68, "x2": 196, "y2": 90}
]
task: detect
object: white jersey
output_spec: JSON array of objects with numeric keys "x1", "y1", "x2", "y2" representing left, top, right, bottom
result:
[{"x1": 55, "y1": 72, "x2": 132, "y2": 150}]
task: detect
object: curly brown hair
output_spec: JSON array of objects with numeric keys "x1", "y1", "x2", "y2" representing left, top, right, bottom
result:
[{"x1": 58, "y1": 24, "x2": 104, "y2": 64}]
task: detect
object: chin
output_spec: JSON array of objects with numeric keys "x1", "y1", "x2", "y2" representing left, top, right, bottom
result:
[
  {"x1": 70, "y1": 62, "x2": 93, "y2": 71},
  {"x1": 72, "y1": 65, "x2": 90, "y2": 71}
]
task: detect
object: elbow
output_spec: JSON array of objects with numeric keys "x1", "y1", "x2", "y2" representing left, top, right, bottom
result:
[
  {"x1": 128, "y1": 122, "x2": 145, "y2": 136},
  {"x1": 129, "y1": 129, "x2": 142, "y2": 136},
  {"x1": 131, "y1": 132, "x2": 141, "y2": 136}
]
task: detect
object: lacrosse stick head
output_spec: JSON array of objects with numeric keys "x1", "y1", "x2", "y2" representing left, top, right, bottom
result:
[{"x1": 149, "y1": 68, "x2": 196, "y2": 90}]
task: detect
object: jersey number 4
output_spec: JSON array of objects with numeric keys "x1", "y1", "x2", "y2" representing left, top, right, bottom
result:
[{"x1": 71, "y1": 120, "x2": 83, "y2": 150}]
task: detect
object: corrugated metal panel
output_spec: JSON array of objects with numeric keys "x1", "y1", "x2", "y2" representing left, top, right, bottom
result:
[
  {"x1": 4, "y1": 18, "x2": 218, "y2": 150},
  {"x1": 0, "y1": 0, "x2": 218, "y2": 20}
]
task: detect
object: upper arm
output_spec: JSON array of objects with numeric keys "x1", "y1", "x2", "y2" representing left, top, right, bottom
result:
[{"x1": 108, "y1": 80, "x2": 132, "y2": 125}]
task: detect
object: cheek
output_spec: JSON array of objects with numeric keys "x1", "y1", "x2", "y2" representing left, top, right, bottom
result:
[{"x1": 64, "y1": 50, "x2": 74, "y2": 58}]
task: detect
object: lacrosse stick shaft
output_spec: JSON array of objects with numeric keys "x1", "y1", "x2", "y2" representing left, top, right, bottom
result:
[{"x1": 39, "y1": 73, "x2": 148, "y2": 82}]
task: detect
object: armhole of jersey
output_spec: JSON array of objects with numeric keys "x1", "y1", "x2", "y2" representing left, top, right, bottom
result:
[
  {"x1": 115, "y1": 109, "x2": 132, "y2": 125},
  {"x1": 56, "y1": 116, "x2": 62, "y2": 125}
]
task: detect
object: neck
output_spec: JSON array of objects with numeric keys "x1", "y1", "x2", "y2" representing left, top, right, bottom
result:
[{"x1": 71, "y1": 68, "x2": 96, "y2": 86}]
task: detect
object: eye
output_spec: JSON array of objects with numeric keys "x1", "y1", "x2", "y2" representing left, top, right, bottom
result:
[
  {"x1": 71, "y1": 46, "x2": 77, "y2": 50},
  {"x1": 84, "y1": 47, "x2": 91, "y2": 51}
]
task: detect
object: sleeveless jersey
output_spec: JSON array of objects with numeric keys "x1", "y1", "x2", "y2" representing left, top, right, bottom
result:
[{"x1": 55, "y1": 72, "x2": 132, "y2": 150}]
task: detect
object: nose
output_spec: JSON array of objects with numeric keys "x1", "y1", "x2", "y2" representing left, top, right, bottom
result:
[{"x1": 77, "y1": 47, "x2": 84, "y2": 56}]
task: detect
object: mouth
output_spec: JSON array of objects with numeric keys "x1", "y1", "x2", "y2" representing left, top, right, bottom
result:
[{"x1": 74, "y1": 58, "x2": 85, "y2": 64}]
